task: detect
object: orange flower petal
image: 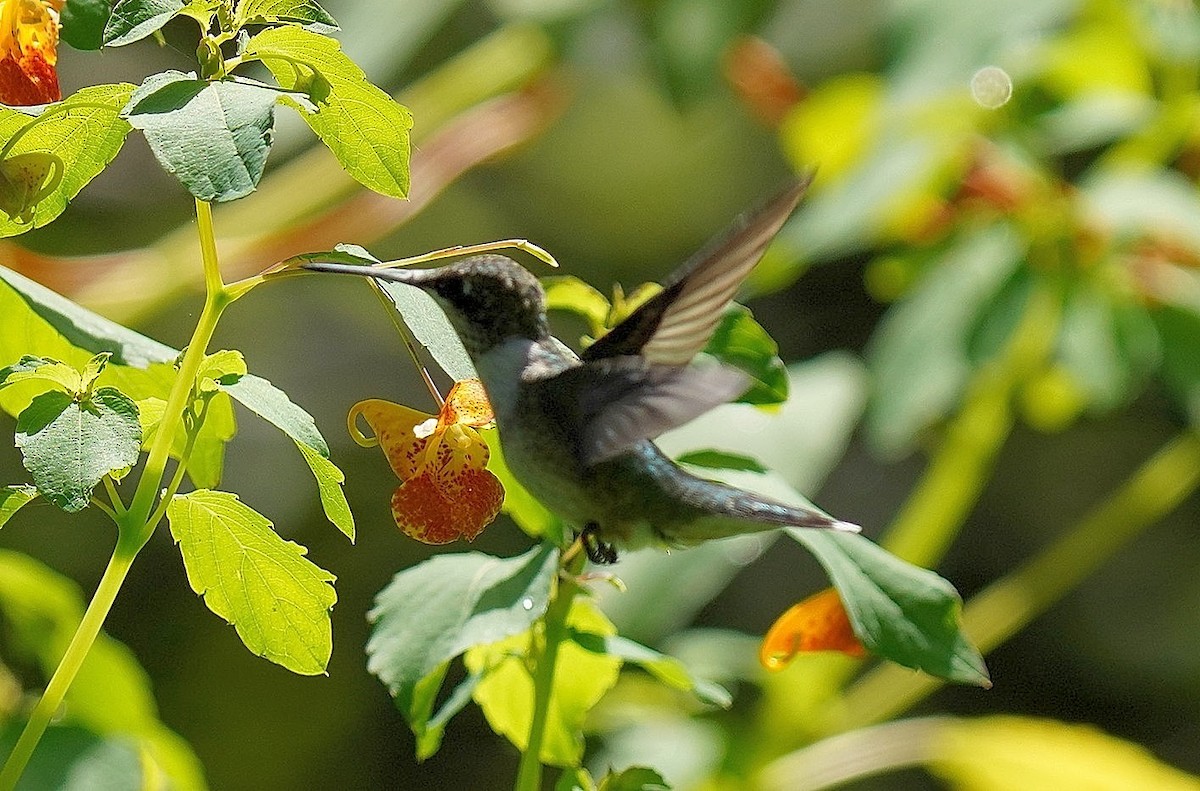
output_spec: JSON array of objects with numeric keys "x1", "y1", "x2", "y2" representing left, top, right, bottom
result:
[
  {"x1": 0, "y1": 0, "x2": 61, "y2": 105},
  {"x1": 439, "y1": 379, "x2": 494, "y2": 428},
  {"x1": 760, "y1": 587, "x2": 866, "y2": 671},
  {"x1": 348, "y1": 398, "x2": 432, "y2": 481}
]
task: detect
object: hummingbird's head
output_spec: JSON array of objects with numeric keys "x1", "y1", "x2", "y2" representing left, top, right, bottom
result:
[{"x1": 305, "y1": 254, "x2": 550, "y2": 358}]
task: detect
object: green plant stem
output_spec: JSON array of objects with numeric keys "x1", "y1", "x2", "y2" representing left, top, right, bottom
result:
[
  {"x1": 0, "y1": 548, "x2": 135, "y2": 791},
  {"x1": 515, "y1": 558, "x2": 583, "y2": 791},
  {"x1": 0, "y1": 200, "x2": 230, "y2": 787},
  {"x1": 836, "y1": 430, "x2": 1200, "y2": 730}
]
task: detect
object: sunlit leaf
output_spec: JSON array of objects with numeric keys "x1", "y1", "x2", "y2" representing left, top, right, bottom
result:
[
  {"x1": 570, "y1": 630, "x2": 732, "y2": 708},
  {"x1": 167, "y1": 490, "x2": 337, "y2": 675},
  {"x1": 238, "y1": 0, "x2": 337, "y2": 32},
  {"x1": 15, "y1": 387, "x2": 141, "y2": 512},
  {"x1": 0, "y1": 484, "x2": 37, "y2": 528},
  {"x1": 481, "y1": 427, "x2": 570, "y2": 546},
  {"x1": 62, "y1": 0, "x2": 113, "y2": 50},
  {"x1": 705, "y1": 305, "x2": 788, "y2": 406},
  {"x1": 366, "y1": 544, "x2": 558, "y2": 754},
  {"x1": 466, "y1": 597, "x2": 622, "y2": 765},
  {"x1": 245, "y1": 26, "x2": 412, "y2": 198},
  {"x1": 103, "y1": 0, "x2": 185, "y2": 47}
]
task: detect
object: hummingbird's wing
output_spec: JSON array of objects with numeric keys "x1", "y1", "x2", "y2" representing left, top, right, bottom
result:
[
  {"x1": 582, "y1": 178, "x2": 809, "y2": 365},
  {"x1": 567, "y1": 179, "x2": 810, "y2": 465}
]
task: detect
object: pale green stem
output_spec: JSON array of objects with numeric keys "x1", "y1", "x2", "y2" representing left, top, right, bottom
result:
[
  {"x1": 515, "y1": 555, "x2": 582, "y2": 791},
  {"x1": 0, "y1": 200, "x2": 230, "y2": 786},
  {"x1": 836, "y1": 431, "x2": 1200, "y2": 730}
]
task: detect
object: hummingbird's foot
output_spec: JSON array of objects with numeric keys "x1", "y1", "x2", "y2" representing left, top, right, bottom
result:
[{"x1": 580, "y1": 523, "x2": 618, "y2": 565}]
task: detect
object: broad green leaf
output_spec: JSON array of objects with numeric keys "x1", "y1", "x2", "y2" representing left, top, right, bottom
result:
[
  {"x1": 416, "y1": 665, "x2": 484, "y2": 760},
  {"x1": 481, "y1": 427, "x2": 569, "y2": 546},
  {"x1": 124, "y1": 72, "x2": 283, "y2": 202},
  {"x1": 238, "y1": 0, "x2": 338, "y2": 32},
  {"x1": 218, "y1": 372, "x2": 352, "y2": 537},
  {"x1": 544, "y1": 275, "x2": 611, "y2": 336},
  {"x1": 0, "y1": 550, "x2": 206, "y2": 789},
  {"x1": 865, "y1": 223, "x2": 1026, "y2": 456},
  {"x1": 196, "y1": 349, "x2": 247, "y2": 392},
  {"x1": 1155, "y1": 305, "x2": 1200, "y2": 425},
  {"x1": 0, "y1": 485, "x2": 38, "y2": 528},
  {"x1": 570, "y1": 631, "x2": 732, "y2": 708},
  {"x1": 61, "y1": 0, "x2": 113, "y2": 50},
  {"x1": 366, "y1": 544, "x2": 558, "y2": 747},
  {"x1": 930, "y1": 715, "x2": 1200, "y2": 791},
  {"x1": 245, "y1": 25, "x2": 412, "y2": 198},
  {"x1": 0, "y1": 354, "x2": 82, "y2": 393},
  {"x1": 601, "y1": 767, "x2": 671, "y2": 791},
  {"x1": 705, "y1": 305, "x2": 789, "y2": 406},
  {"x1": 16, "y1": 387, "x2": 141, "y2": 512},
  {"x1": 103, "y1": 0, "x2": 185, "y2": 47},
  {"x1": 167, "y1": 490, "x2": 337, "y2": 675},
  {"x1": 467, "y1": 598, "x2": 622, "y2": 765},
  {"x1": 376, "y1": 280, "x2": 477, "y2": 381},
  {"x1": 673, "y1": 449, "x2": 769, "y2": 474},
  {"x1": 791, "y1": 529, "x2": 989, "y2": 686},
  {"x1": 0, "y1": 84, "x2": 134, "y2": 237}
]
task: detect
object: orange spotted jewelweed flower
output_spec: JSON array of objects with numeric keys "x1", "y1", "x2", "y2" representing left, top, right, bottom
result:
[
  {"x1": 760, "y1": 586, "x2": 866, "y2": 670},
  {"x1": 0, "y1": 0, "x2": 61, "y2": 106},
  {"x1": 347, "y1": 379, "x2": 504, "y2": 545}
]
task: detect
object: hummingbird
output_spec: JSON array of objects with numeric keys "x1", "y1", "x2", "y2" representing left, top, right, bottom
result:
[{"x1": 304, "y1": 179, "x2": 858, "y2": 563}]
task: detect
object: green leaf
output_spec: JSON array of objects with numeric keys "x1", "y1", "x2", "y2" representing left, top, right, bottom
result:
[
  {"x1": 704, "y1": 305, "x2": 789, "y2": 406},
  {"x1": 196, "y1": 349, "x2": 247, "y2": 392},
  {"x1": 791, "y1": 530, "x2": 989, "y2": 686},
  {"x1": 217, "y1": 372, "x2": 352, "y2": 538},
  {"x1": 166, "y1": 490, "x2": 337, "y2": 675},
  {"x1": 1155, "y1": 305, "x2": 1200, "y2": 425},
  {"x1": 0, "y1": 355, "x2": 83, "y2": 393},
  {"x1": 866, "y1": 223, "x2": 1026, "y2": 456},
  {"x1": 62, "y1": 0, "x2": 114, "y2": 50},
  {"x1": 417, "y1": 665, "x2": 484, "y2": 760},
  {"x1": 570, "y1": 631, "x2": 732, "y2": 708},
  {"x1": 0, "y1": 485, "x2": 38, "y2": 528},
  {"x1": 238, "y1": 0, "x2": 338, "y2": 32},
  {"x1": 124, "y1": 72, "x2": 284, "y2": 202},
  {"x1": 103, "y1": 0, "x2": 185, "y2": 47},
  {"x1": 600, "y1": 767, "x2": 671, "y2": 791},
  {"x1": 16, "y1": 387, "x2": 142, "y2": 512},
  {"x1": 673, "y1": 448, "x2": 770, "y2": 475},
  {"x1": 366, "y1": 544, "x2": 558, "y2": 750},
  {"x1": 0, "y1": 550, "x2": 206, "y2": 788},
  {"x1": 0, "y1": 725, "x2": 143, "y2": 791},
  {"x1": 376, "y1": 280, "x2": 478, "y2": 381},
  {"x1": 245, "y1": 25, "x2": 413, "y2": 198},
  {"x1": 0, "y1": 84, "x2": 135, "y2": 237},
  {"x1": 467, "y1": 597, "x2": 622, "y2": 765},
  {"x1": 544, "y1": 275, "x2": 612, "y2": 336}
]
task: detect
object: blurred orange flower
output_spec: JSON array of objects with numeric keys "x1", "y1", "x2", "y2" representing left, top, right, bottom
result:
[
  {"x1": 760, "y1": 587, "x2": 866, "y2": 671},
  {"x1": 0, "y1": 0, "x2": 61, "y2": 105},
  {"x1": 348, "y1": 380, "x2": 504, "y2": 545}
]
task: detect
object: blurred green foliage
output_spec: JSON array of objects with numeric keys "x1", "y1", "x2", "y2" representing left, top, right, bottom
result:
[{"x1": 2, "y1": 0, "x2": 1200, "y2": 788}]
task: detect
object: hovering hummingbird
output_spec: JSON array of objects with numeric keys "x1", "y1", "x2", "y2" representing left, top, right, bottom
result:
[{"x1": 304, "y1": 180, "x2": 858, "y2": 563}]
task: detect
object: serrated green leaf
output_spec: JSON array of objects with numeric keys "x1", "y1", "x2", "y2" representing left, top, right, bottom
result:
[
  {"x1": 62, "y1": 0, "x2": 114, "y2": 50},
  {"x1": 466, "y1": 597, "x2": 621, "y2": 765},
  {"x1": 0, "y1": 485, "x2": 38, "y2": 528},
  {"x1": 376, "y1": 279, "x2": 477, "y2": 381},
  {"x1": 167, "y1": 490, "x2": 337, "y2": 674},
  {"x1": 705, "y1": 305, "x2": 789, "y2": 406},
  {"x1": 245, "y1": 25, "x2": 412, "y2": 198},
  {"x1": 790, "y1": 529, "x2": 989, "y2": 686},
  {"x1": 366, "y1": 544, "x2": 558, "y2": 749},
  {"x1": 103, "y1": 0, "x2": 185, "y2": 47},
  {"x1": 570, "y1": 630, "x2": 732, "y2": 708},
  {"x1": 0, "y1": 355, "x2": 82, "y2": 393},
  {"x1": 124, "y1": 71, "x2": 282, "y2": 202},
  {"x1": 295, "y1": 441, "x2": 354, "y2": 541},
  {"x1": 16, "y1": 387, "x2": 141, "y2": 512},
  {"x1": 238, "y1": 0, "x2": 338, "y2": 32},
  {"x1": 0, "y1": 84, "x2": 134, "y2": 237},
  {"x1": 217, "y1": 372, "x2": 351, "y2": 536}
]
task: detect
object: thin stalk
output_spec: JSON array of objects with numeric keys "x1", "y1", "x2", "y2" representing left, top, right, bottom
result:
[
  {"x1": 369, "y1": 281, "x2": 444, "y2": 406},
  {"x1": 836, "y1": 431, "x2": 1200, "y2": 730},
  {"x1": 0, "y1": 200, "x2": 230, "y2": 786},
  {"x1": 0, "y1": 549, "x2": 135, "y2": 790},
  {"x1": 515, "y1": 557, "x2": 583, "y2": 791}
]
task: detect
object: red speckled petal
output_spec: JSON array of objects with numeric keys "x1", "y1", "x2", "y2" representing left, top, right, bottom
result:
[
  {"x1": 439, "y1": 379, "x2": 494, "y2": 428},
  {"x1": 760, "y1": 587, "x2": 865, "y2": 670}
]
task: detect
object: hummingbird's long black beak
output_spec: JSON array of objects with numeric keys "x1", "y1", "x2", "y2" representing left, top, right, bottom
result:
[{"x1": 300, "y1": 261, "x2": 437, "y2": 285}]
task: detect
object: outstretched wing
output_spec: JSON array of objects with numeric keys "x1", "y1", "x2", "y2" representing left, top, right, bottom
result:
[{"x1": 583, "y1": 178, "x2": 810, "y2": 365}]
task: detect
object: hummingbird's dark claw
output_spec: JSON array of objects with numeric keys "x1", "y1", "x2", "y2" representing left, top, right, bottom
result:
[{"x1": 580, "y1": 523, "x2": 618, "y2": 565}]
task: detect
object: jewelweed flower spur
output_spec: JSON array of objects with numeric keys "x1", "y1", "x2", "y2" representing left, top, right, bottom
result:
[
  {"x1": 348, "y1": 380, "x2": 504, "y2": 545},
  {"x1": 760, "y1": 587, "x2": 866, "y2": 670},
  {"x1": 0, "y1": 0, "x2": 61, "y2": 105}
]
